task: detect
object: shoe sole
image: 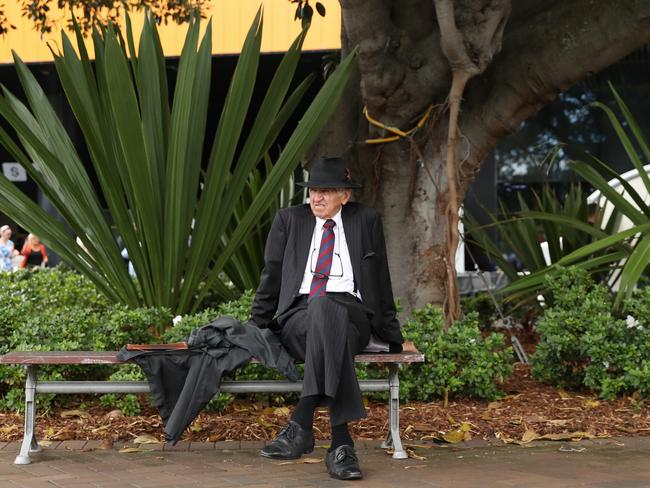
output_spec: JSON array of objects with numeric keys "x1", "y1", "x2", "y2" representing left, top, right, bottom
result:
[
  {"x1": 259, "y1": 445, "x2": 315, "y2": 460},
  {"x1": 328, "y1": 471, "x2": 363, "y2": 480}
]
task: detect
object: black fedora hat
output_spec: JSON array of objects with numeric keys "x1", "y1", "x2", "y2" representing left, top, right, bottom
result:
[{"x1": 296, "y1": 156, "x2": 362, "y2": 189}]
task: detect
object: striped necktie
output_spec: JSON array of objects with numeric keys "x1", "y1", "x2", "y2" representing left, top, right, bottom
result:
[{"x1": 308, "y1": 219, "x2": 336, "y2": 300}]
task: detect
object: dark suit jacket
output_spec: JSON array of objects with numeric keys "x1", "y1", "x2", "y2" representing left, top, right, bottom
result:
[{"x1": 251, "y1": 202, "x2": 404, "y2": 347}]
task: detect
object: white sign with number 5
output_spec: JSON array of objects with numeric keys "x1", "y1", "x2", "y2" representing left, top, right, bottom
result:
[{"x1": 2, "y1": 162, "x2": 27, "y2": 182}]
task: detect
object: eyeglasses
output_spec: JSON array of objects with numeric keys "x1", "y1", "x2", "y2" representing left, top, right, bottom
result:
[
  {"x1": 309, "y1": 223, "x2": 344, "y2": 279},
  {"x1": 309, "y1": 249, "x2": 343, "y2": 279}
]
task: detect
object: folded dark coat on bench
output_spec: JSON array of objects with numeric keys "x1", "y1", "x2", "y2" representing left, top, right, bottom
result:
[{"x1": 117, "y1": 316, "x2": 299, "y2": 444}]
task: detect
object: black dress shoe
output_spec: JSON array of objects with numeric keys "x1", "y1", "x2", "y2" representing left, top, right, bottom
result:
[
  {"x1": 325, "y1": 445, "x2": 363, "y2": 480},
  {"x1": 259, "y1": 421, "x2": 315, "y2": 459}
]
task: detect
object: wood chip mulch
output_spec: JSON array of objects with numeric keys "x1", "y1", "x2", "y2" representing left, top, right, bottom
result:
[{"x1": 1, "y1": 365, "x2": 649, "y2": 445}]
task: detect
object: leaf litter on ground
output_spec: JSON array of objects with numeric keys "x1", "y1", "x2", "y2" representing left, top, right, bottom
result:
[{"x1": 1, "y1": 365, "x2": 649, "y2": 445}]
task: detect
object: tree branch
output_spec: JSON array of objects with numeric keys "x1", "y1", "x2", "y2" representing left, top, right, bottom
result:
[
  {"x1": 460, "y1": 0, "x2": 650, "y2": 192},
  {"x1": 432, "y1": 0, "x2": 511, "y2": 326}
]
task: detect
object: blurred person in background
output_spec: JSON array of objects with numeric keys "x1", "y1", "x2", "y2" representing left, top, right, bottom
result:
[
  {"x1": 0, "y1": 224, "x2": 19, "y2": 271},
  {"x1": 20, "y1": 234, "x2": 48, "y2": 269}
]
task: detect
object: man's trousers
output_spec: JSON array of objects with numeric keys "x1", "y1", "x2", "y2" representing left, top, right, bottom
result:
[{"x1": 277, "y1": 293, "x2": 372, "y2": 425}]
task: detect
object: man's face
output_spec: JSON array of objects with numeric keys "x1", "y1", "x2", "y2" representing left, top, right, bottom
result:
[{"x1": 309, "y1": 188, "x2": 350, "y2": 219}]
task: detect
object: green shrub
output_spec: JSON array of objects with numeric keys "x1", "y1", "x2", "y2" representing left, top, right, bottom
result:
[
  {"x1": 0, "y1": 268, "x2": 172, "y2": 411},
  {"x1": 357, "y1": 305, "x2": 514, "y2": 402},
  {"x1": 532, "y1": 267, "x2": 650, "y2": 399},
  {"x1": 99, "y1": 364, "x2": 147, "y2": 416},
  {"x1": 162, "y1": 289, "x2": 255, "y2": 342},
  {"x1": 532, "y1": 267, "x2": 612, "y2": 389},
  {"x1": 0, "y1": 268, "x2": 109, "y2": 355}
]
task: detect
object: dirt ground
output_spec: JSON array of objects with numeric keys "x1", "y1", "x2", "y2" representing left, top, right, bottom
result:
[{"x1": 1, "y1": 364, "x2": 649, "y2": 447}]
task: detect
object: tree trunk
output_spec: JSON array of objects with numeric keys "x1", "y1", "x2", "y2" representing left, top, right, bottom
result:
[
  {"x1": 358, "y1": 124, "x2": 451, "y2": 317},
  {"x1": 330, "y1": 0, "x2": 650, "y2": 318}
]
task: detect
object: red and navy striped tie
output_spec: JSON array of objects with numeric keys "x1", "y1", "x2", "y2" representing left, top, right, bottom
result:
[{"x1": 309, "y1": 219, "x2": 336, "y2": 301}]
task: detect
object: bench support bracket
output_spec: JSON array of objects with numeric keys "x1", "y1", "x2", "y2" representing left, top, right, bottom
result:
[
  {"x1": 15, "y1": 365, "x2": 41, "y2": 465},
  {"x1": 381, "y1": 364, "x2": 407, "y2": 459}
]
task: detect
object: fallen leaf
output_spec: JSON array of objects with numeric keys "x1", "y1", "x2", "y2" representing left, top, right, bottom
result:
[
  {"x1": 133, "y1": 434, "x2": 160, "y2": 444},
  {"x1": 60, "y1": 409, "x2": 89, "y2": 419},
  {"x1": 537, "y1": 432, "x2": 596, "y2": 441},
  {"x1": 119, "y1": 447, "x2": 148, "y2": 453},
  {"x1": 405, "y1": 444, "x2": 433, "y2": 449},
  {"x1": 411, "y1": 423, "x2": 436, "y2": 432},
  {"x1": 520, "y1": 429, "x2": 538, "y2": 443},
  {"x1": 276, "y1": 457, "x2": 322, "y2": 465},
  {"x1": 495, "y1": 431, "x2": 516, "y2": 444},
  {"x1": 406, "y1": 448, "x2": 426, "y2": 460},
  {"x1": 190, "y1": 421, "x2": 203, "y2": 433},
  {"x1": 38, "y1": 440, "x2": 52, "y2": 447},
  {"x1": 487, "y1": 402, "x2": 501, "y2": 410},
  {"x1": 274, "y1": 407, "x2": 290, "y2": 416},
  {"x1": 547, "y1": 419, "x2": 571, "y2": 426},
  {"x1": 0, "y1": 425, "x2": 19, "y2": 435},
  {"x1": 585, "y1": 400, "x2": 600, "y2": 409},
  {"x1": 442, "y1": 429, "x2": 465, "y2": 443},
  {"x1": 558, "y1": 389, "x2": 571, "y2": 400},
  {"x1": 302, "y1": 457, "x2": 321, "y2": 464},
  {"x1": 256, "y1": 418, "x2": 275, "y2": 428},
  {"x1": 105, "y1": 409, "x2": 123, "y2": 419}
]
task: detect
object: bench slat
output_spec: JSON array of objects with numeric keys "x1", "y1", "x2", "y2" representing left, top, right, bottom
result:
[
  {"x1": 0, "y1": 342, "x2": 424, "y2": 365},
  {"x1": 0, "y1": 350, "x2": 424, "y2": 365}
]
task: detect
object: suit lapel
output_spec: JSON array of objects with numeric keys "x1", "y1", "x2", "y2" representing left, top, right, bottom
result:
[
  {"x1": 342, "y1": 203, "x2": 362, "y2": 291},
  {"x1": 294, "y1": 205, "x2": 314, "y2": 290}
]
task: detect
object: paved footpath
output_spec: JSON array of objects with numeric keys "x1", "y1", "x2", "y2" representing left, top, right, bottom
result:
[{"x1": 1, "y1": 437, "x2": 650, "y2": 488}]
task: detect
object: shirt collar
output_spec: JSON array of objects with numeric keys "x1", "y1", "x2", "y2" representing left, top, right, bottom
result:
[{"x1": 315, "y1": 207, "x2": 343, "y2": 229}]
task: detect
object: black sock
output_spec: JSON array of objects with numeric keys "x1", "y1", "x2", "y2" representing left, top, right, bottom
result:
[
  {"x1": 291, "y1": 394, "x2": 321, "y2": 431},
  {"x1": 330, "y1": 422, "x2": 353, "y2": 450}
]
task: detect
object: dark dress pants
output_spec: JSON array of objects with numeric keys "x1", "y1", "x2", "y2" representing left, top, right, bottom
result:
[{"x1": 278, "y1": 294, "x2": 372, "y2": 425}]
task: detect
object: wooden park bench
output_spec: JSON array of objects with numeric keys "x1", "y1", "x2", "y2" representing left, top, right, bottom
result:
[{"x1": 0, "y1": 343, "x2": 424, "y2": 465}]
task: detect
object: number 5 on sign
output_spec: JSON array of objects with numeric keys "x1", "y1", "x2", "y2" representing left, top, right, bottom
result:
[{"x1": 2, "y1": 162, "x2": 27, "y2": 182}]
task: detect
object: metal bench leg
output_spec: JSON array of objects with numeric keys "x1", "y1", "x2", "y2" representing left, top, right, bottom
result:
[
  {"x1": 15, "y1": 365, "x2": 39, "y2": 465},
  {"x1": 380, "y1": 364, "x2": 407, "y2": 459}
]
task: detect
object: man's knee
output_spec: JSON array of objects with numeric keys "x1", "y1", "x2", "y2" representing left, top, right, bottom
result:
[{"x1": 307, "y1": 297, "x2": 347, "y2": 330}]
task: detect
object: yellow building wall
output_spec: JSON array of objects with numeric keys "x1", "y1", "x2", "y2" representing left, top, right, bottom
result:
[{"x1": 0, "y1": 0, "x2": 341, "y2": 64}]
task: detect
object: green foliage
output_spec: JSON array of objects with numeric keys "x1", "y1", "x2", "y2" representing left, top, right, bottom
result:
[
  {"x1": 358, "y1": 305, "x2": 514, "y2": 402},
  {"x1": 0, "y1": 11, "x2": 357, "y2": 314},
  {"x1": 99, "y1": 364, "x2": 146, "y2": 416},
  {"x1": 162, "y1": 290, "x2": 255, "y2": 342},
  {"x1": 0, "y1": 268, "x2": 109, "y2": 352},
  {"x1": 532, "y1": 267, "x2": 650, "y2": 399},
  {"x1": 486, "y1": 85, "x2": 650, "y2": 309},
  {"x1": 0, "y1": 268, "x2": 170, "y2": 411},
  {"x1": 465, "y1": 184, "x2": 616, "y2": 307},
  {"x1": 532, "y1": 267, "x2": 612, "y2": 389},
  {"x1": 466, "y1": 185, "x2": 598, "y2": 283}
]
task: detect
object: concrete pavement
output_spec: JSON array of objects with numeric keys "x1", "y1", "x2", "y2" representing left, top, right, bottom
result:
[{"x1": 1, "y1": 437, "x2": 649, "y2": 487}]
